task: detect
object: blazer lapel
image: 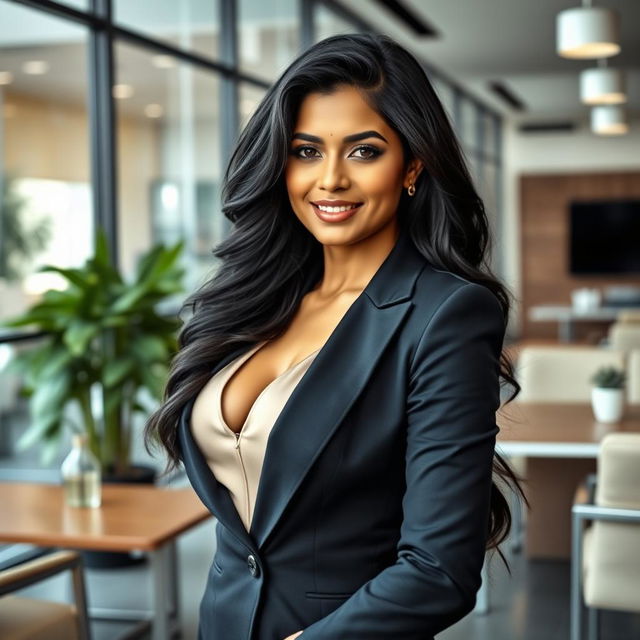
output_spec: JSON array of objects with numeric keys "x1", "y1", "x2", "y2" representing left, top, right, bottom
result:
[{"x1": 250, "y1": 228, "x2": 427, "y2": 549}]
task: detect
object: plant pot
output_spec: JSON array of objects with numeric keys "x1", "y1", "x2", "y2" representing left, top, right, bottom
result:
[
  {"x1": 591, "y1": 387, "x2": 625, "y2": 423},
  {"x1": 80, "y1": 463, "x2": 157, "y2": 569}
]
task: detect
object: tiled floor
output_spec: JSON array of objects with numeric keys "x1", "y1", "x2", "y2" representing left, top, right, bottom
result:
[{"x1": 14, "y1": 491, "x2": 640, "y2": 640}]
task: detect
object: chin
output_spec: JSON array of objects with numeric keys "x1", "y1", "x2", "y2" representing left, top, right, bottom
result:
[{"x1": 305, "y1": 223, "x2": 363, "y2": 246}]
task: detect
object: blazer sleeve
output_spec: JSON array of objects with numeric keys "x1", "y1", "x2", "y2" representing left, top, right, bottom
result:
[{"x1": 299, "y1": 282, "x2": 506, "y2": 639}]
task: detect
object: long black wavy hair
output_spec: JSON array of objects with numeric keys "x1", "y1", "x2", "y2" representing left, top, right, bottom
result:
[{"x1": 144, "y1": 32, "x2": 526, "y2": 561}]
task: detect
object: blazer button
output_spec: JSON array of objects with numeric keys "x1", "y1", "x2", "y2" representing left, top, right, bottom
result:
[{"x1": 247, "y1": 554, "x2": 260, "y2": 578}]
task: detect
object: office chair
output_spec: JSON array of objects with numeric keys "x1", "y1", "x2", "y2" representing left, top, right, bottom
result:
[
  {"x1": 570, "y1": 433, "x2": 640, "y2": 640},
  {"x1": 0, "y1": 549, "x2": 91, "y2": 639}
]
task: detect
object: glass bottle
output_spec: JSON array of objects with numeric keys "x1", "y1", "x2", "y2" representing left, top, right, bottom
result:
[{"x1": 61, "y1": 432, "x2": 102, "y2": 508}]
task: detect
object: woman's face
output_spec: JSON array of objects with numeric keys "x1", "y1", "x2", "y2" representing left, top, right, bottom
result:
[{"x1": 284, "y1": 84, "x2": 422, "y2": 246}]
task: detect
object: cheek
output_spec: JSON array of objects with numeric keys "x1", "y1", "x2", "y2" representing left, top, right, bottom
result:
[
  {"x1": 284, "y1": 164, "x2": 308, "y2": 199},
  {"x1": 362, "y1": 160, "x2": 404, "y2": 203}
]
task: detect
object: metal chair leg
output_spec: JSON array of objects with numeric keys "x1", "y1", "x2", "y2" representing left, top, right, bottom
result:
[
  {"x1": 587, "y1": 607, "x2": 599, "y2": 640},
  {"x1": 571, "y1": 510, "x2": 584, "y2": 640},
  {"x1": 510, "y1": 489, "x2": 523, "y2": 553}
]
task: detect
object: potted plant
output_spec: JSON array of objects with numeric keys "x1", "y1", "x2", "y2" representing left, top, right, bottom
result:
[
  {"x1": 590, "y1": 366, "x2": 626, "y2": 424},
  {"x1": 1, "y1": 228, "x2": 185, "y2": 479}
]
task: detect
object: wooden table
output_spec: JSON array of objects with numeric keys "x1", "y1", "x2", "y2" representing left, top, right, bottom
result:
[
  {"x1": 0, "y1": 482, "x2": 212, "y2": 640},
  {"x1": 496, "y1": 402, "x2": 640, "y2": 558}
]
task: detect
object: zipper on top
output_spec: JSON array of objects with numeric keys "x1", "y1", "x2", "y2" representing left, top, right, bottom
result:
[{"x1": 234, "y1": 431, "x2": 251, "y2": 528}]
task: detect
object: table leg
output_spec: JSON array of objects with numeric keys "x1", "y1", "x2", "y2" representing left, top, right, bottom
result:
[
  {"x1": 80, "y1": 541, "x2": 180, "y2": 640},
  {"x1": 149, "y1": 543, "x2": 172, "y2": 640},
  {"x1": 168, "y1": 540, "x2": 180, "y2": 621}
]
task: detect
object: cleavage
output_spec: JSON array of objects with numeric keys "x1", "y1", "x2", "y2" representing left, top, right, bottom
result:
[{"x1": 219, "y1": 342, "x2": 317, "y2": 434}]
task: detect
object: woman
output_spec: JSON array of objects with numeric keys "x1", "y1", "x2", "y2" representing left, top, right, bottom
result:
[{"x1": 145, "y1": 32, "x2": 523, "y2": 640}]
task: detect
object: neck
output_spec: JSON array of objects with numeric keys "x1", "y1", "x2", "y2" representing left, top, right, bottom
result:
[{"x1": 312, "y1": 219, "x2": 400, "y2": 298}]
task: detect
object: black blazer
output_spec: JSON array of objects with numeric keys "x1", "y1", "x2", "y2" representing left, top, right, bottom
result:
[{"x1": 177, "y1": 227, "x2": 505, "y2": 640}]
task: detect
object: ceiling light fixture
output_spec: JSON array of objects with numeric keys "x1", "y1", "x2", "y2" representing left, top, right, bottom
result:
[
  {"x1": 591, "y1": 105, "x2": 628, "y2": 135},
  {"x1": 580, "y1": 59, "x2": 626, "y2": 105},
  {"x1": 557, "y1": 0, "x2": 620, "y2": 59}
]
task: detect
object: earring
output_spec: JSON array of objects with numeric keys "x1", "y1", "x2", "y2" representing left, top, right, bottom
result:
[{"x1": 407, "y1": 182, "x2": 416, "y2": 197}]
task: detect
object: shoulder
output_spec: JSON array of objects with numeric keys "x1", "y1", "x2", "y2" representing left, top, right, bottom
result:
[{"x1": 411, "y1": 264, "x2": 503, "y2": 326}]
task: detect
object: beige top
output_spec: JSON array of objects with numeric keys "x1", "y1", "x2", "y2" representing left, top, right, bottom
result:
[{"x1": 190, "y1": 341, "x2": 320, "y2": 532}]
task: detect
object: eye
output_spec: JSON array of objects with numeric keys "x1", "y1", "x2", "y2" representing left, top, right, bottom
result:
[
  {"x1": 291, "y1": 145, "x2": 321, "y2": 159},
  {"x1": 350, "y1": 144, "x2": 381, "y2": 160}
]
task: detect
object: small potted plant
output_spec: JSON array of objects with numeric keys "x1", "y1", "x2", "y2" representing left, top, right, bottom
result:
[{"x1": 590, "y1": 366, "x2": 626, "y2": 423}]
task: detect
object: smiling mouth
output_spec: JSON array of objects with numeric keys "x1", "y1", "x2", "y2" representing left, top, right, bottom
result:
[{"x1": 311, "y1": 202, "x2": 363, "y2": 213}]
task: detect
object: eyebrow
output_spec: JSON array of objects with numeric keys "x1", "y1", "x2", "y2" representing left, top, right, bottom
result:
[{"x1": 291, "y1": 130, "x2": 389, "y2": 144}]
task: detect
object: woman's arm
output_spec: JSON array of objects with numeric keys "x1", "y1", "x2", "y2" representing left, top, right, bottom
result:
[{"x1": 297, "y1": 282, "x2": 506, "y2": 639}]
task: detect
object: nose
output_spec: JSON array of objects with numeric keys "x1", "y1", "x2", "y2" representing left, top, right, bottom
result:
[{"x1": 317, "y1": 155, "x2": 350, "y2": 191}]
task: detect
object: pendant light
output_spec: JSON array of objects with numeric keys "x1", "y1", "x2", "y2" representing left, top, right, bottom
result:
[
  {"x1": 580, "y1": 58, "x2": 626, "y2": 104},
  {"x1": 591, "y1": 105, "x2": 628, "y2": 135},
  {"x1": 557, "y1": 0, "x2": 620, "y2": 59}
]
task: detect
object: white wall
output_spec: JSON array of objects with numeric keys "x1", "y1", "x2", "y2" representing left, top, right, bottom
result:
[{"x1": 502, "y1": 116, "x2": 640, "y2": 336}]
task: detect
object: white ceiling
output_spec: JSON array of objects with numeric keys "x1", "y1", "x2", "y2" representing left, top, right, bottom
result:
[{"x1": 347, "y1": 0, "x2": 640, "y2": 122}]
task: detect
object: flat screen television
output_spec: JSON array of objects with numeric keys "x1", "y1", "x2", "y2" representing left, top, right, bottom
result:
[{"x1": 569, "y1": 199, "x2": 640, "y2": 275}]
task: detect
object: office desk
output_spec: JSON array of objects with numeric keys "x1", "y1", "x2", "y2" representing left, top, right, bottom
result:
[
  {"x1": 496, "y1": 403, "x2": 640, "y2": 558},
  {"x1": 528, "y1": 305, "x2": 639, "y2": 342},
  {"x1": 0, "y1": 482, "x2": 212, "y2": 640}
]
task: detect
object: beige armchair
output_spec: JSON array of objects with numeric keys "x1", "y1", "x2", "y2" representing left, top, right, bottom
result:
[
  {"x1": 616, "y1": 310, "x2": 640, "y2": 324},
  {"x1": 608, "y1": 322, "x2": 640, "y2": 352},
  {"x1": 571, "y1": 433, "x2": 640, "y2": 640},
  {"x1": 0, "y1": 549, "x2": 91, "y2": 640},
  {"x1": 516, "y1": 345, "x2": 625, "y2": 402},
  {"x1": 627, "y1": 349, "x2": 640, "y2": 405}
]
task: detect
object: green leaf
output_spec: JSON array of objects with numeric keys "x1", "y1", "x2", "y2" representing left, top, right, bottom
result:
[
  {"x1": 39, "y1": 348, "x2": 75, "y2": 380},
  {"x1": 40, "y1": 432, "x2": 61, "y2": 466},
  {"x1": 103, "y1": 357, "x2": 136, "y2": 388},
  {"x1": 109, "y1": 283, "x2": 150, "y2": 315},
  {"x1": 131, "y1": 335, "x2": 168, "y2": 363},
  {"x1": 16, "y1": 412, "x2": 61, "y2": 450},
  {"x1": 32, "y1": 370, "x2": 72, "y2": 419},
  {"x1": 135, "y1": 244, "x2": 165, "y2": 282},
  {"x1": 140, "y1": 365, "x2": 166, "y2": 399},
  {"x1": 63, "y1": 320, "x2": 99, "y2": 356},
  {"x1": 136, "y1": 241, "x2": 184, "y2": 288},
  {"x1": 37, "y1": 265, "x2": 98, "y2": 289},
  {"x1": 101, "y1": 315, "x2": 130, "y2": 328},
  {"x1": 1, "y1": 310, "x2": 57, "y2": 329}
]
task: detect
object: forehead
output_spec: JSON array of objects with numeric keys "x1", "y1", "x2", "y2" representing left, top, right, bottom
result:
[{"x1": 294, "y1": 85, "x2": 391, "y2": 136}]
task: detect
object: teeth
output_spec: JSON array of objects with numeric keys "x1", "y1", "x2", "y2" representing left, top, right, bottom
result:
[{"x1": 316, "y1": 204, "x2": 359, "y2": 213}]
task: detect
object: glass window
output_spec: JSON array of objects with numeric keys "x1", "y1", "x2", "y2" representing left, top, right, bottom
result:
[
  {"x1": 114, "y1": 0, "x2": 220, "y2": 61},
  {"x1": 0, "y1": 1, "x2": 92, "y2": 477},
  {"x1": 239, "y1": 82, "x2": 267, "y2": 132},
  {"x1": 480, "y1": 161, "x2": 500, "y2": 270},
  {"x1": 430, "y1": 75, "x2": 456, "y2": 128},
  {"x1": 238, "y1": 0, "x2": 299, "y2": 81},
  {"x1": 56, "y1": 0, "x2": 89, "y2": 10},
  {"x1": 114, "y1": 41, "x2": 223, "y2": 296},
  {"x1": 0, "y1": 1, "x2": 92, "y2": 324},
  {"x1": 460, "y1": 98, "x2": 479, "y2": 152},
  {"x1": 483, "y1": 111, "x2": 499, "y2": 163},
  {"x1": 315, "y1": 4, "x2": 362, "y2": 42}
]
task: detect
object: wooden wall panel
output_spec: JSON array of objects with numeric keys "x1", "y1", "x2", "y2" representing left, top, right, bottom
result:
[{"x1": 520, "y1": 172, "x2": 640, "y2": 341}]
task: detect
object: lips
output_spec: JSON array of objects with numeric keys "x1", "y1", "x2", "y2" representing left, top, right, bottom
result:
[
  {"x1": 311, "y1": 200, "x2": 362, "y2": 207},
  {"x1": 311, "y1": 201, "x2": 363, "y2": 223}
]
